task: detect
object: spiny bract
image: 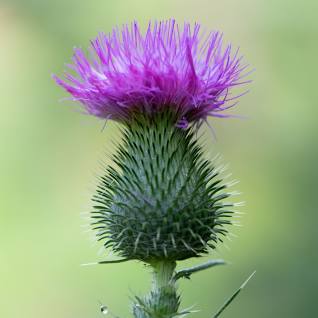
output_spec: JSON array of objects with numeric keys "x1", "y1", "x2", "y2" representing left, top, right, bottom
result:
[{"x1": 91, "y1": 111, "x2": 233, "y2": 262}]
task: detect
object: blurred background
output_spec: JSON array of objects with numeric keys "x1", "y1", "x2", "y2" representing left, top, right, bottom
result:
[{"x1": 1, "y1": 0, "x2": 317, "y2": 317}]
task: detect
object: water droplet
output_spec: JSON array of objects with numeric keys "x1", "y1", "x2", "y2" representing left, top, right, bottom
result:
[{"x1": 100, "y1": 305, "x2": 108, "y2": 315}]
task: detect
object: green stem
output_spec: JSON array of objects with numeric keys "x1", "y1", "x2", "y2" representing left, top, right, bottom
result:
[
  {"x1": 133, "y1": 261, "x2": 179, "y2": 318},
  {"x1": 151, "y1": 260, "x2": 176, "y2": 290}
]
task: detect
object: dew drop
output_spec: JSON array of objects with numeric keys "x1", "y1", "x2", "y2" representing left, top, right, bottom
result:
[{"x1": 100, "y1": 305, "x2": 108, "y2": 315}]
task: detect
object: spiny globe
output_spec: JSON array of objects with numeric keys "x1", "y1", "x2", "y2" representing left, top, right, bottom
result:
[{"x1": 91, "y1": 111, "x2": 233, "y2": 262}]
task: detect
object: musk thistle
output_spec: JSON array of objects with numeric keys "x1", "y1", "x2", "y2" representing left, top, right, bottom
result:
[{"x1": 54, "y1": 20, "x2": 250, "y2": 318}]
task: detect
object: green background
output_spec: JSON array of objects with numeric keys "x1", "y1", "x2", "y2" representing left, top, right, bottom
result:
[{"x1": 1, "y1": 0, "x2": 317, "y2": 317}]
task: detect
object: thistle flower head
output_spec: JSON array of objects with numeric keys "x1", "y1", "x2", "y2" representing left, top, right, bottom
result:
[
  {"x1": 54, "y1": 20, "x2": 248, "y2": 263},
  {"x1": 54, "y1": 20, "x2": 248, "y2": 127}
]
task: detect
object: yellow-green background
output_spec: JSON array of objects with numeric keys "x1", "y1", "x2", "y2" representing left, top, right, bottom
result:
[{"x1": 1, "y1": 0, "x2": 317, "y2": 317}]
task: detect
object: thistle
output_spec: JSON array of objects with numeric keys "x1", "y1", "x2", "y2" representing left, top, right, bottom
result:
[{"x1": 54, "y1": 20, "x2": 250, "y2": 318}]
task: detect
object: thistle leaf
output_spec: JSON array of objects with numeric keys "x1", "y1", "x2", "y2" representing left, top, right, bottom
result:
[
  {"x1": 212, "y1": 271, "x2": 256, "y2": 318},
  {"x1": 173, "y1": 259, "x2": 226, "y2": 281}
]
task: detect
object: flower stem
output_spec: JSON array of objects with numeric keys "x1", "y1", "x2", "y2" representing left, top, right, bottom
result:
[
  {"x1": 151, "y1": 260, "x2": 176, "y2": 290},
  {"x1": 133, "y1": 260, "x2": 179, "y2": 318}
]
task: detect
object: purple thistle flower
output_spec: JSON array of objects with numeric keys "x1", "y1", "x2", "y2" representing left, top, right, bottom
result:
[{"x1": 54, "y1": 20, "x2": 249, "y2": 126}]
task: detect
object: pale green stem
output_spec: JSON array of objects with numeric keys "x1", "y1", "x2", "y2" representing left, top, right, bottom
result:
[
  {"x1": 133, "y1": 260, "x2": 179, "y2": 318},
  {"x1": 151, "y1": 260, "x2": 176, "y2": 290}
]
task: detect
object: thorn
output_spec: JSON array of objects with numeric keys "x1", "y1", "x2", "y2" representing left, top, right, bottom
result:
[
  {"x1": 153, "y1": 238, "x2": 157, "y2": 250},
  {"x1": 231, "y1": 220, "x2": 242, "y2": 225},
  {"x1": 116, "y1": 228, "x2": 128, "y2": 239},
  {"x1": 181, "y1": 240, "x2": 197, "y2": 253},
  {"x1": 211, "y1": 153, "x2": 222, "y2": 163},
  {"x1": 234, "y1": 211, "x2": 246, "y2": 215},
  {"x1": 156, "y1": 227, "x2": 161, "y2": 241},
  {"x1": 227, "y1": 191, "x2": 241, "y2": 196},
  {"x1": 218, "y1": 163, "x2": 229, "y2": 174},
  {"x1": 114, "y1": 237, "x2": 126, "y2": 249},
  {"x1": 194, "y1": 218, "x2": 204, "y2": 226},
  {"x1": 163, "y1": 245, "x2": 168, "y2": 257},
  {"x1": 134, "y1": 233, "x2": 142, "y2": 253},
  {"x1": 223, "y1": 173, "x2": 233, "y2": 180},
  {"x1": 81, "y1": 262, "x2": 98, "y2": 266},
  {"x1": 241, "y1": 271, "x2": 256, "y2": 289},
  {"x1": 170, "y1": 233, "x2": 177, "y2": 248},
  {"x1": 233, "y1": 201, "x2": 245, "y2": 207},
  {"x1": 98, "y1": 258, "x2": 131, "y2": 264},
  {"x1": 187, "y1": 228, "x2": 197, "y2": 239},
  {"x1": 226, "y1": 180, "x2": 240, "y2": 187},
  {"x1": 207, "y1": 226, "x2": 217, "y2": 235},
  {"x1": 196, "y1": 234, "x2": 207, "y2": 247}
]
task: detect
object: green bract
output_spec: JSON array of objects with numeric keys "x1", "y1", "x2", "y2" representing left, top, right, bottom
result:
[{"x1": 91, "y1": 111, "x2": 233, "y2": 262}]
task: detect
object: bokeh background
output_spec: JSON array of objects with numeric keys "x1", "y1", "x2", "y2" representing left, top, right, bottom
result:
[{"x1": 1, "y1": 0, "x2": 317, "y2": 317}]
